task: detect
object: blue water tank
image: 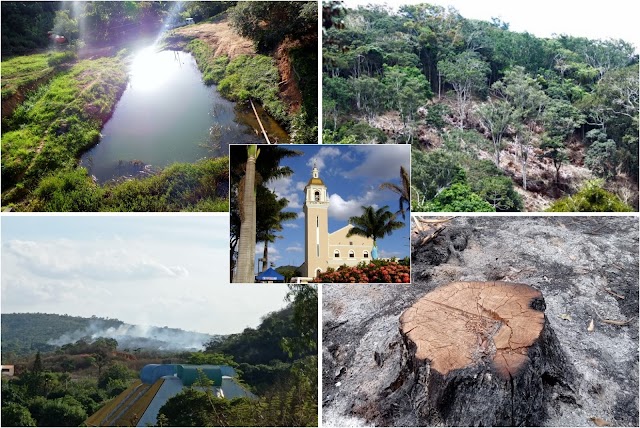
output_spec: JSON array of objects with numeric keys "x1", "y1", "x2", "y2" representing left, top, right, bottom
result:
[{"x1": 140, "y1": 364, "x2": 178, "y2": 384}]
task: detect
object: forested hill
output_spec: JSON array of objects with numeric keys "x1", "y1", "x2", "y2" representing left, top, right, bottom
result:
[
  {"x1": 1, "y1": 313, "x2": 218, "y2": 358},
  {"x1": 323, "y1": 4, "x2": 638, "y2": 212}
]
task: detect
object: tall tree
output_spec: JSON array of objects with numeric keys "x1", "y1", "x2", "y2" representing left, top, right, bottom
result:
[
  {"x1": 346, "y1": 205, "x2": 404, "y2": 258},
  {"x1": 32, "y1": 351, "x2": 43, "y2": 373},
  {"x1": 438, "y1": 50, "x2": 490, "y2": 128},
  {"x1": 476, "y1": 99, "x2": 515, "y2": 166},
  {"x1": 379, "y1": 166, "x2": 410, "y2": 219},
  {"x1": 492, "y1": 66, "x2": 549, "y2": 189},
  {"x1": 540, "y1": 138, "x2": 568, "y2": 185},
  {"x1": 256, "y1": 188, "x2": 298, "y2": 272},
  {"x1": 234, "y1": 145, "x2": 260, "y2": 283}
]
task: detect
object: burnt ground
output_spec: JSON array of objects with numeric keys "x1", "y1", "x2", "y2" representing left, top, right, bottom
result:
[{"x1": 322, "y1": 216, "x2": 639, "y2": 426}]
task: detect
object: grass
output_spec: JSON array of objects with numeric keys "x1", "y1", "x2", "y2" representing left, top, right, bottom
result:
[
  {"x1": 24, "y1": 157, "x2": 229, "y2": 212},
  {"x1": 1, "y1": 55, "x2": 127, "y2": 205},
  {"x1": 185, "y1": 39, "x2": 289, "y2": 126},
  {"x1": 1, "y1": 51, "x2": 76, "y2": 100}
]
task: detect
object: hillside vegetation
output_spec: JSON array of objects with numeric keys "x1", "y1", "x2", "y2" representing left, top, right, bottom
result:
[
  {"x1": 323, "y1": 4, "x2": 638, "y2": 211},
  {"x1": 1, "y1": 285, "x2": 318, "y2": 426}
]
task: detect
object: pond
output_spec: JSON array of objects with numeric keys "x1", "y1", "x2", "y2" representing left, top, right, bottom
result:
[{"x1": 80, "y1": 48, "x2": 289, "y2": 183}]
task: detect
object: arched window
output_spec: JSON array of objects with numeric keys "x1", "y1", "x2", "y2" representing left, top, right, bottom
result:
[
  {"x1": 349, "y1": 250, "x2": 355, "y2": 258},
  {"x1": 334, "y1": 250, "x2": 340, "y2": 258},
  {"x1": 314, "y1": 191, "x2": 320, "y2": 201},
  {"x1": 315, "y1": 268, "x2": 322, "y2": 278},
  {"x1": 363, "y1": 251, "x2": 369, "y2": 259}
]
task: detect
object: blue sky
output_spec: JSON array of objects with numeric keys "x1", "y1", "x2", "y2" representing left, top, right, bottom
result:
[
  {"x1": 255, "y1": 144, "x2": 411, "y2": 270},
  {"x1": 1, "y1": 215, "x2": 291, "y2": 335},
  {"x1": 347, "y1": 0, "x2": 638, "y2": 51}
]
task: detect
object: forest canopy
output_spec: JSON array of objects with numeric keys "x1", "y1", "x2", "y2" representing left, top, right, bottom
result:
[{"x1": 323, "y1": 3, "x2": 638, "y2": 211}]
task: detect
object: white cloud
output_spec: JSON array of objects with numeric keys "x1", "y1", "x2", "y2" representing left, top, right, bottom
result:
[
  {"x1": 328, "y1": 190, "x2": 379, "y2": 221},
  {"x1": 283, "y1": 223, "x2": 300, "y2": 229},
  {"x1": 3, "y1": 239, "x2": 189, "y2": 281},
  {"x1": 255, "y1": 242, "x2": 281, "y2": 262},
  {"x1": 306, "y1": 146, "x2": 342, "y2": 170},
  {"x1": 267, "y1": 176, "x2": 304, "y2": 209},
  {"x1": 347, "y1": 146, "x2": 410, "y2": 180},
  {"x1": 286, "y1": 244, "x2": 304, "y2": 253}
]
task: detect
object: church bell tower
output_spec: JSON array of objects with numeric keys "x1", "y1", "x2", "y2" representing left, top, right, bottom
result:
[{"x1": 303, "y1": 163, "x2": 329, "y2": 278}]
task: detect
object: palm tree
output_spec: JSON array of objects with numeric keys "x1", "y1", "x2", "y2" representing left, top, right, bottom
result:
[
  {"x1": 257, "y1": 188, "x2": 298, "y2": 272},
  {"x1": 346, "y1": 205, "x2": 405, "y2": 259},
  {"x1": 379, "y1": 166, "x2": 410, "y2": 219},
  {"x1": 230, "y1": 145, "x2": 302, "y2": 282},
  {"x1": 234, "y1": 145, "x2": 259, "y2": 283}
]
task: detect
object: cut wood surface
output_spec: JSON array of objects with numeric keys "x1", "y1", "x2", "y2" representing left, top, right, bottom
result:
[{"x1": 400, "y1": 281, "x2": 544, "y2": 379}]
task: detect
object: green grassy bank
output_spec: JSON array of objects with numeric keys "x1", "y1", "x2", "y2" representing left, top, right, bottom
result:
[{"x1": 1, "y1": 50, "x2": 229, "y2": 212}]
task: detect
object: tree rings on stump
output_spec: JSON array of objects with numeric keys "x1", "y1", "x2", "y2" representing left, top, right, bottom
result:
[{"x1": 399, "y1": 281, "x2": 571, "y2": 426}]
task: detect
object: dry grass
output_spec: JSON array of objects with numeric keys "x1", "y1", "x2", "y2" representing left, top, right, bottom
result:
[{"x1": 173, "y1": 20, "x2": 255, "y2": 60}]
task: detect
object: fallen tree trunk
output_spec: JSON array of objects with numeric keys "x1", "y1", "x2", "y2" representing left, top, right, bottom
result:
[{"x1": 397, "y1": 281, "x2": 575, "y2": 426}]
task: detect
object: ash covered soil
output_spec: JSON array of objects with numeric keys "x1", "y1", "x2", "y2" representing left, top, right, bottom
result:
[{"x1": 322, "y1": 216, "x2": 639, "y2": 427}]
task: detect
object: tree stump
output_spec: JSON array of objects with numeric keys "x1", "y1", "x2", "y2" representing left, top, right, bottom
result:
[{"x1": 399, "y1": 281, "x2": 573, "y2": 426}]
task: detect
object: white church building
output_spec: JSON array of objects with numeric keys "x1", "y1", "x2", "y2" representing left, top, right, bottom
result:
[{"x1": 299, "y1": 164, "x2": 375, "y2": 278}]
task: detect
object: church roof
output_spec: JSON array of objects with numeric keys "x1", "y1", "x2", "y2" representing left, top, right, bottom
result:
[{"x1": 307, "y1": 177, "x2": 325, "y2": 186}]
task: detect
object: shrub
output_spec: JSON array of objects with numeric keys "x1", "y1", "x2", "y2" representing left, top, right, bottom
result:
[
  {"x1": 313, "y1": 260, "x2": 410, "y2": 283},
  {"x1": 31, "y1": 169, "x2": 103, "y2": 212},
  {"x1": 98, "y1": 362, "x2": 134, "y2": 389},
  {"x1": 424, "y1": 103, "x2": 451, "y2": 129},
  {"x1": 547, "y1": 180, "x2": 634, "y2": 212},
  {"x1": 417, "y1": 183, "x2": 495, "y2": 212},
  {"x1": 1, "y1": 403, "x2": 37, "y2": 427}
]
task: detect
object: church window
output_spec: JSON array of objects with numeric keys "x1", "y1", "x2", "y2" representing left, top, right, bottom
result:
[
  {"x1": 363, "y1": 251, "x2": 369, "y2": 258},
  {"x1": 349, "y1": 250, "x2": 355, "y2": 258},
  {"x1": 314, "y1": 191, "x2": 320, "y2": 201},
  {"x1": 334, "y1": 250, "x2": 340, "y2": 258}
]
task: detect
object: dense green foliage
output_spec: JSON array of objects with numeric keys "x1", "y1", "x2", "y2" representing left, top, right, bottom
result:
[
  {"x1": 229, "y1": 2, "x2": 316, "y2": 52},
  {"x1": 326, "y1": 5, "x2": 638, "y2": 211},
  {"x1": 1, "y1": 1, "x2": 171, "y2": 58},
  {"x1": 1, "y1": 2, "x2": 58, "y2": 56},
  {"x1": 1, "y1": 358, "x2": 123, "y2": 427},
  {"x1": 411, "y1": 146, "x2": 523, "y2": 212},
  {"x1": 546, "y1": 180, "x2": 634, "y2": 212}
]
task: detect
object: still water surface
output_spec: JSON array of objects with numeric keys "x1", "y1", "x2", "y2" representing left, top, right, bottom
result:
[{"x1": 81, "y1": 48, "x2": 289, "y2": 183}]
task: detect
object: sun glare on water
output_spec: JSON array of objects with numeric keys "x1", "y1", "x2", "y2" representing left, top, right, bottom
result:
[{"x1": 128, "y1": 47, "x2": 181, "y2": 92}]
